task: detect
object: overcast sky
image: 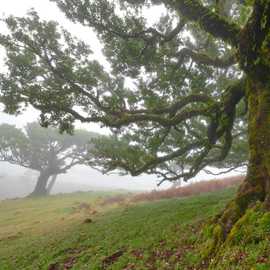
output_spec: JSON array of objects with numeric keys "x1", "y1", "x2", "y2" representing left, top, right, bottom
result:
[{"x1": 0, "y1": 1, "x2": 243, "y2": 194}]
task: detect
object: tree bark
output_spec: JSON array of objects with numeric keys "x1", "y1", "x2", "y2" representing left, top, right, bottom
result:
[
  {"x1": 207, "y1": 78, "x2": 270, "y2": 254},
  {"x1": 29, "y1": 172, "x2": 50, "y2": 197},
  {"x1": 46, "y1": 175, "x2": 58, "y2": 195},
  {"x1": 239, "y1": 80, "x2": 270, "y2": 207}
]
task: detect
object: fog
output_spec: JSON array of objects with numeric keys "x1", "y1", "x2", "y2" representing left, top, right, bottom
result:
[
  {"x1": 1, "y1": 161, "x2": 177, "y2": 200},
  {"x1": 0, "y1": 160, "x2": 243, "y2": 200}
]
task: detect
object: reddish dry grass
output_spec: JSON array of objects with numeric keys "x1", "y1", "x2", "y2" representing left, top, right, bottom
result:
[
  {"x1": 100, "y1": 194, "x2": 127, "y2": 206},
  {"x1": 131, "y1": 175, "x2": 244, "y2": 203}
]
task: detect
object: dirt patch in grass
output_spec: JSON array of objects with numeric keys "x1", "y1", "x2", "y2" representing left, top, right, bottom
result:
[{"x1": 102, "y1": 249, "x2": 126, "y2": 269}]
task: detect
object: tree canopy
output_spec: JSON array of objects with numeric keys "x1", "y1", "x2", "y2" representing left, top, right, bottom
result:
[{"x1": 0, "y1": 0, "x2": 258, "y2": 185}]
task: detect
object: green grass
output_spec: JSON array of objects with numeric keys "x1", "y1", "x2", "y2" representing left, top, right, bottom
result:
[{"x1": 0, "y1": 187, "x2": 269, "y2": 269}]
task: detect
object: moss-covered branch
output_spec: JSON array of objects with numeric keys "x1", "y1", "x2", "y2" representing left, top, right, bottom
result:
[{"x1": 174, "y1": 0, "x2": 241, "y2": 46}]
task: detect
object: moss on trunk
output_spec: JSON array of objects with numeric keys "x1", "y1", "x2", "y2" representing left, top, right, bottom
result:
[{"x1": 202, "y1": 78, "x2": 270, "y2": 258}]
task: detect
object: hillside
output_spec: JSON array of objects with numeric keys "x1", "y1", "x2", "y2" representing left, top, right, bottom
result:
[{"x1": 0, "y1": 184, "x2": 269, "y2": 269}]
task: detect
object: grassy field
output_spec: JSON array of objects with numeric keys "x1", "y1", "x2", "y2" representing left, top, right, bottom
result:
[{"x1": 0, "y1": 187, "x2": 269, "y2": 269}]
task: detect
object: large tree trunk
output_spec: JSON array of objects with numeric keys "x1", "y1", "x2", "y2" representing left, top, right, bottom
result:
[
  {"x1": 29, "y1": 172, "x2": 50, "y2": 197},
  {"x1": 46, "y1": 175, "x2": 58, "y2": 195},
  {"x1": 238, "y1": 80, "x2": 270, "y2": 206},
  {"x1": 207, "y1": 78, "x2": 270, "y2": 254}
]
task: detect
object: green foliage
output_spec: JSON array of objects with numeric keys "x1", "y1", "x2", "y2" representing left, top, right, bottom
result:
[
  {"x1": 0, "y1": 124, "x2": 29, "y2": 160},
  {"x1": 0, "y1": 0, "x2": 257, "y2": 183}
]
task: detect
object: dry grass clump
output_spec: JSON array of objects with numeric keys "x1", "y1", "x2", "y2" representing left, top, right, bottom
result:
[{"x1": 131, "y1": 175, "x2": 244, "y2": 203}]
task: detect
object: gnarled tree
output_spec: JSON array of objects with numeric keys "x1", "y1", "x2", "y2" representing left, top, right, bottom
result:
[
  {"x1": 0, "y1": 123, "x2": 96, "y2": 196},
  {"x1": 0, "y1": 0, "x2": 269, "y2": 249}
]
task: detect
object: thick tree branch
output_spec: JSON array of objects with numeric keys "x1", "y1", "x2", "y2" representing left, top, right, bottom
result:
[
  {"x1": 173, "y1": 0, "x2": 241, "y2": 46},
  {"x1": 238, "y1": 0, "x2": 270, "y2": 79},
  {"x1": 175, "y1": 48, "x2": 236, "y2": 68},
  {"x1": 35, "y1": 102, "x2": 215, "y2": 128},
  {"x1": 99, "y1": 139, "x2": 207, "y2": 177}
]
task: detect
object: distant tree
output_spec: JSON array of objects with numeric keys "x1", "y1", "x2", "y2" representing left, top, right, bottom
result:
[
  {"x1": 0, "y1": 122, "x2": 96, "y2": 196},
  {"x1": 0, "y1": 0, "x2": 269, "y2": 251}
]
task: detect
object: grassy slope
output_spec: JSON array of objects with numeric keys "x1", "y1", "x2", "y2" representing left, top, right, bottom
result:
[{"x1": 0, "y1": 187, "x2": 269, "y2": 270}]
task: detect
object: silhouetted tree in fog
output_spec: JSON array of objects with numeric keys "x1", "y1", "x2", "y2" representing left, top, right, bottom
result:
[{"x1": 0, "y1": 122, "x2": 97, "y2": 196}]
